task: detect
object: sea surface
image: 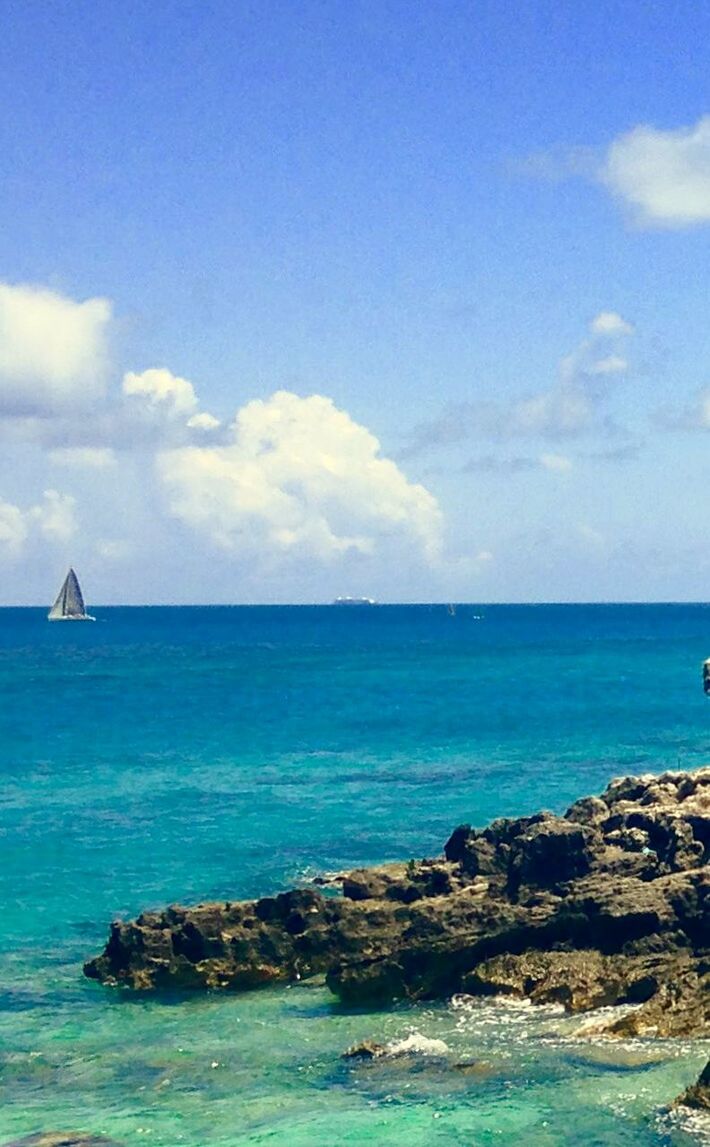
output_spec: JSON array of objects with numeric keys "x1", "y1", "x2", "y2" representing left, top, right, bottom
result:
[{"x1": 0, "y1": 603, "x2": 709, "y2": 1146}]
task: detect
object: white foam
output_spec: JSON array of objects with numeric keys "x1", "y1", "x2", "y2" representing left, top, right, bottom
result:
[
  {"x1": 385, "y1": 1032, "x2": 450, "y2": 1057},
  {"x1": 663, "y1": 1107, "x2": 710, "y2": 1147}
]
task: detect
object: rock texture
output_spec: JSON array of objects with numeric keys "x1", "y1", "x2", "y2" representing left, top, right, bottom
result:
[
  {"x1": 674, "y1": 1060, "x2": 710, "y2": 1111},
  {"x1": 85, "y1": 768, "x2": 710, "y2": 1037}
]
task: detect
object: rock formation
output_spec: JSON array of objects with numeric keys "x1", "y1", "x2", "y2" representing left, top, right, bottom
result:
[
  {"x1": 674, "y1": 1059, "x2": 710, "y2": 1111},
  {"x1": 85, "y1": 767, "x2": 709, "y2": 1037}
]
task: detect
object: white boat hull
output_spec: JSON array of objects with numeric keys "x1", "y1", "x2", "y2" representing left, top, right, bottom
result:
[{"x1": 49, "y1": 615, "x2": 96, "y2": 621}]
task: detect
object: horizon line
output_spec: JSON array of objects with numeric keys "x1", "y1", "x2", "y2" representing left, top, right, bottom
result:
[{"x1": 5, "y1": 600, "x2": 710, "y2": 609}]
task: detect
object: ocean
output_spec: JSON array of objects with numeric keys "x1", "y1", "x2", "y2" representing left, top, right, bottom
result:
[{"x1": 0, "y1": 603, "x2": 708, "y2": 1145}]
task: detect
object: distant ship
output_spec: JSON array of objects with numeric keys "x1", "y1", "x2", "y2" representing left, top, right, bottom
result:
[
  {"x1": 48, "y1": 568, "x2": 95, "y2": 621},
  {"x1": 332, "y1": 596, "x2": 377, "y2": 606}
]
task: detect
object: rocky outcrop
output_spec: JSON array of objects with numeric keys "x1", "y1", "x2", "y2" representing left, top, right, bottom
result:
[
  {"x1": 85, "y1": 767, "x2": 709, "y2": 1036},
  {"x1": 674, "y1": 1060, "x2": 710, "y2": 1111}
]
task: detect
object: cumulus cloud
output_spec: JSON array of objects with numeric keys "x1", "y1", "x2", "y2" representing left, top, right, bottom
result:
[
  {"x1": 601, "y1": 116, "x2": 710, "y2": 227},
  {"x1": 591, "y1": 312, "x2": 634, "y2": 337},
  {"x1": 119, "y1": 368, "x2": 222, "y2": 446},
  {"x1": 0, "y1": 489, "x2": 77, "y2": 559},
  {"x1": 403, "y1": 312, "x2": 634, "y2": 456},
  {"x1": 123, "y1": 367, "x2": 199, "y2": 416},
  {"x1": 187, "y1": 411, "x2": 221, "y2": 430},
  {"x1": 0, "y1": 282, "x2": 111, "y2": 415},
  {"x1": 158, "y1": 390, "x2": 442, "y2": 563}
]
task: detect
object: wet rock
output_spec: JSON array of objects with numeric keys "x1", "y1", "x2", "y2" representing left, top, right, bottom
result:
[
  {"x1": 462, "y1": 949, "x2": 659, "y2": 1011},
  {"x1": 343, "y1": 1034, "x2": 450, "y2": 1061},
  {"x1": 674, "y1": 1060, "x2": 710, "y2": 1111},
  {"x1": 342, "y1": 1040, "x2": 386, "y2": 1059},
  {"x1": 86, "y1": 766, "x2": 710, "y2": 1037}
]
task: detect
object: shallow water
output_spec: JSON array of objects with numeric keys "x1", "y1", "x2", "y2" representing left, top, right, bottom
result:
[{"x1": 0, "y1": 604, "x2": 708, "y2": 1144}]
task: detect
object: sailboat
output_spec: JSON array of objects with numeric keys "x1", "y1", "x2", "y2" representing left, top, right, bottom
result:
[{"x1": 48, "y1": 568, "x2": 95, "y2": 621}]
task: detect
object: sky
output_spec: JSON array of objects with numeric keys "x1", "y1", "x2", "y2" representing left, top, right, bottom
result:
[{"x1": 2, "y1": 0, "x2": 710, "y2": 603}]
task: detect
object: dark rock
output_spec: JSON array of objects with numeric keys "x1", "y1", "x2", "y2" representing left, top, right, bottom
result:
[
  {"x1": 508, "y1": 817, "x2": 594, "y2": 890},
  {"x1": 674, "y1": 1060, "x2": 710, "y2": 1111},
  {"x1": 342, "y1": 1040, "x2": 386, "y2": 1059},
  {"x1": 462, "y1": 949, "x2": 668, "y2": 1013},
  {"x1": 85, "y1": 766, "x2": 710, "y2": 1038}
]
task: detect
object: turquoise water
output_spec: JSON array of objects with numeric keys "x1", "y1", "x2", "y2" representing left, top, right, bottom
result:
[{"x1": 0, "y1": 604, "x2": 708, "y2": 1145}]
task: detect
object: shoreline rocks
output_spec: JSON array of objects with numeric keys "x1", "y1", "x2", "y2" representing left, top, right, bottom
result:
[
  {"x1": 85, "y1": 767, "x2": 709, "y2": 1038},
  {"x1": 674, "y1": 1060, "x2": 710, "y2": 1112}
]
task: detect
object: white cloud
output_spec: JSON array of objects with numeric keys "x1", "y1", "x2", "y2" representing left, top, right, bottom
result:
[
  {"x1": 187, "y1": 411, "x2": 221, "y2": 431},
  {"x1": 123, "y1": 368, "x2": 199, "y2": 416},
  {"x1": 48, "y1": 447, "x2": 117, "y2": 469},
  {"x1": 120, "y1": 367, "x2": 222, "y2": 446},
  {"x1": 588, "y1": 354, "x2": 628, "y2": 376},
  {"x1": 0, "y1": 489, "x2": 77, "y2": 559},
  {"x1": 0, "y1": 282, "x2": 111, "y2": 415},
  {"x1": 590, "y1": 312, "x2": 634, "y2": 337},
  {"x1": 0, "y1": 498, "x2": 29, "y2": 557},
  {"x1": 29, "y1": 489, "x2": 78, "y2": 543},
  {"x1": 602, "y1": 116, "x2": 710, "y2": 227},
  {"x1": 404, "y1": 311, "x2": 634, "y2": 454},
  {"x1": 158, "y1": 390, "x2": 442, "y2": 563},
  {"x1": 504, "y1": 311, "x2": 633, "y2": 437},
  {"x1": 540, "y1": 452, "x2": 573, "y2": 472},
  {"x1": 509, "y1": 385, "x2": 593, "y2": 437}
]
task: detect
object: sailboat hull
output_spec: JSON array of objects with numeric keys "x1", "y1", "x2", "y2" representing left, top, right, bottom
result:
[{"x1": 48, "y1": 614, "x2": 96, "y2": 621}]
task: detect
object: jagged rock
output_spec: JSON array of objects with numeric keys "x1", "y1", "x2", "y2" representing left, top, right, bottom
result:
[
  {"x1": 85, "y1": 767, "x2": 710, "y2": 1037},
  {"x1": 674, "y1": 1060, "x2": 710, "y2": 1111},
  {"x1": 507, "y1": 816, "x2": 594, "y2": 889},
  {"x1": 462, "y1": 950, "x2": 660, "y2": 1011}
]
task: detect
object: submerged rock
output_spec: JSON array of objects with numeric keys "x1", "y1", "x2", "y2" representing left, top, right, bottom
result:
[
  {"x1": 85, "y1": 767, "x2": 710, "y2": 1037},
  {"x1": 3, "y1": 1136, "x2": 122, "y2": 1147}
]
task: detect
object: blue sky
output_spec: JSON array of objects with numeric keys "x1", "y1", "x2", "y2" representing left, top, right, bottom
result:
[{"x1": 2, "y1": 0, "x2": 710, "y2": 602}]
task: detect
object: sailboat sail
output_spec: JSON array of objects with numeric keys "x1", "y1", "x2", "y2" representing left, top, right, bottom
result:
[{"x1": 48, "y1": 569, "x2": 94, "y2": 621}]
